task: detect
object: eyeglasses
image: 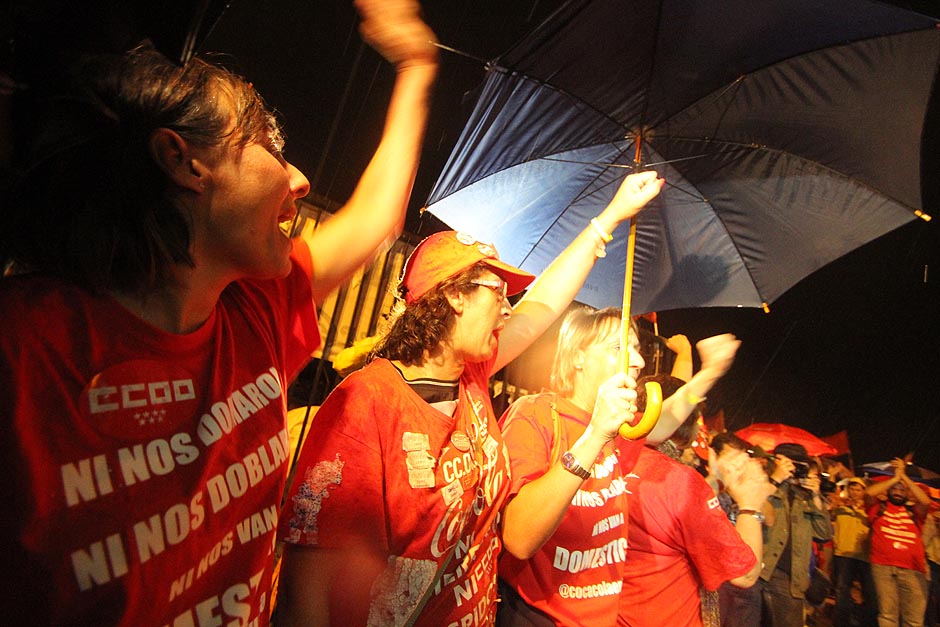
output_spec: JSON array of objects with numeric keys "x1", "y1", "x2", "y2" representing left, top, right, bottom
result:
[{"x1": 471, "y1": 279, "x2": 508, "y2": 299}]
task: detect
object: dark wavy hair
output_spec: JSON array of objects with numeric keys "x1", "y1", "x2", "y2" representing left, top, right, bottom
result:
[
  {"x1": 709, "y1": 432, "x2": 752, "y2": 457},
  {"x1": 371, "y1": 262, "x2": 491, "y2": 366},
  {"x1": 1, "y1": 43, "x2": 282, "y2": 294}
]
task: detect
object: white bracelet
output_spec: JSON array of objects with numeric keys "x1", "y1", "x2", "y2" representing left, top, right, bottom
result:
[
  {"x1": 590, "y1": 218, "x2": 613, "y2": 242},
  {"x1": 589, "y1": 218, "x2": 612, "y2": 258}
]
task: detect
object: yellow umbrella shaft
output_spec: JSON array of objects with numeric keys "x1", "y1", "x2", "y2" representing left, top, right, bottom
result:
[{"x1": 619, "y1": 219, "x2": 638, "y2": 374}]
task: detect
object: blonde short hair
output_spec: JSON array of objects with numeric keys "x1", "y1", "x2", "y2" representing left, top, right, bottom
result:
[{"x1": 550, "y1": 306, "x2": 636, "y2": 396}]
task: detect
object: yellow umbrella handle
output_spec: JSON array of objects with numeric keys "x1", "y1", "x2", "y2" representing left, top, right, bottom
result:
[
  {"x1": 618, "y1": 217, "x2": 663, "y2": 440},
  {"x1": 620, "y1": 380, "x2": 662, "y2": 439}
]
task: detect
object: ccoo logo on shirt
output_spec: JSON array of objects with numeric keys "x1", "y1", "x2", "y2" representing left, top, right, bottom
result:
[{"x1": 81, "y1": 359, "x2": 199, "y2": 440}]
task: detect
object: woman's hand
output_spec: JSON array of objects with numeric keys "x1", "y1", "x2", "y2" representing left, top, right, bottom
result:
[
  {"x1": 665, "y1": 334, "x2": 692, "y2": 356},
  {"x1": 696, "y1": 334, "x2": 740, "y2": 378},
  {"x1": 719, "y1": 448, "x2": 775, "y2": 510},
  {"x1": 355, "y1": 0, "x2": 439, "y2": 69},
  {"x1": 587, "y1": 371, "x2": 638, "y2": 442},
  {"x1": 771, "y1": 455, "x2": 795, "y2": 485},
  {"x1": 597, "y1": 170, "x2": 665, "y2": 226},
  {"x1": 799, "y1": 473, "x2": 821, "y2": 495}
]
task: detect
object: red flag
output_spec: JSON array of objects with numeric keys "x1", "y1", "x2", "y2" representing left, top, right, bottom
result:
[{"x1": 821, "y1": 430, "x2": 851, "y2": 456}]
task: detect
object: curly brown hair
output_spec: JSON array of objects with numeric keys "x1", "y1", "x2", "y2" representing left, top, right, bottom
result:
[{"x1": 371, "y1": 262, "x2": 492, "y2": 366}]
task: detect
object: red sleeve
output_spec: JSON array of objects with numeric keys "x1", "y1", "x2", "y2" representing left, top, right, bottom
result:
[
  {"x1": 500, "y1": 396, "x2": 555, "y2": 496},
  {"x1": 677, "y1": 470, "x2": 757, "y2": 591},
  {"x1": 278, "y1": 369, "x2": 387, "y2": 552}
]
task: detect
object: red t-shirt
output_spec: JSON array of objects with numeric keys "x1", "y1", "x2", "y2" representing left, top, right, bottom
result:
[
  {"x1": 617, "y1": 448, "x2": 756, "y2": 627},
  {"x1": 1, "y1": 242, "x2": 320, "y2": 626},
  {"x1": 279, "y1": 356, "x2": 509, "y2": 627},
  {"x1": 868, "y1": 501, "x2": 927, "y2": 573},
  {"x1": 498, "y1": 393, "x2": 643, "y2": 627}
]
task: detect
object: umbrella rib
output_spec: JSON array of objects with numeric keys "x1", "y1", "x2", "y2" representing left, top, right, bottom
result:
[
  {"x1": 636, "y1": 0, "x2": 668, "y2": 135},
  {"x1": 519, "y1": 143, "x2": 634, "y2": 268},
  {"x1": 653, "y1": 75, "x2": 748, "y2": 141},
  {"x1": 656, "y1": 136, "x2": 929, "y2": 219}
]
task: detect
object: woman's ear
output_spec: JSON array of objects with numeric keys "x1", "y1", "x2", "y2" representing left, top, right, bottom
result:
[
  {"x1": 149, "y1": 128, "x2": 210, "y2": 193},
  {"x1": 573, "y1": 349, "x2": 585, "y2": 371},
  {"x1": 443, "y1": 286, "x2": 465, "y2": 315}
]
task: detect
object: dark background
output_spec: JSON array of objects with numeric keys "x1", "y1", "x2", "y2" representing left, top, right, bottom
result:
[{"x1": 6, "y1": 0, "x2": 940, "y2": 472}]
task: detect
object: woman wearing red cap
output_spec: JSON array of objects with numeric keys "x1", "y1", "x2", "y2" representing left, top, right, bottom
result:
[{"x1": 276, "y1": 171, "x2": 663, "y2": 627}]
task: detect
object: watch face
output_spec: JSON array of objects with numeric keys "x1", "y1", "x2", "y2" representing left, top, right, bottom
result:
[{"x1": 562, "y1": 452, "x2": 590, "y2": 479}]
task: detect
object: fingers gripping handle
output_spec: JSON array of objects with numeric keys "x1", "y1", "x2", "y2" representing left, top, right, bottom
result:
[{"x1": 619, "y1": 380, "x2": 662, "y2": 440}]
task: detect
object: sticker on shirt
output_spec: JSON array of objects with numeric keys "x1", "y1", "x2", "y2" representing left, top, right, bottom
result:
[
  {"x1": 481, "y1": 434, "x2": 499, "y2": 464},
  {"x1": 408, "y1": 468, "x2": 435, "y2": 489},
  {"x1": 442, "y1": 479, "x2": 464, "y2": 506},
  {"x1": 287, "y1": 454, "x2": 345, "y2": 544},
  {"x1": 80, "y1": 359, "x2": 199, "y2": 440},
  {"x1": 406, "y1": 451, "x2": 436, "y2": 471},
  {"x1": 402, "y1": 432, "x2": 430, "y2": 453},
  {"x1": 403, "y1": 432, "x2": 435, "y2": 489},
  {"x1": 450, "y1": 431, "x2": 471, "y2": 452},
  {"x1": 367, "y1": 555, "x2": 436, "y2": 627}
]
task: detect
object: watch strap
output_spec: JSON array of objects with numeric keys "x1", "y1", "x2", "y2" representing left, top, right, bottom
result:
[
  {"x1": 737, "y1": 508, "x2": 765, "y2": 522},
  {"x1": 561, "y1": 451, "x2": 591, "y2": 480}
]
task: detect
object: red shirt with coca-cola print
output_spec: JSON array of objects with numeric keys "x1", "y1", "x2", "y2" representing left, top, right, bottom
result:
[{"x1": 279, "y1": 355, "x2": 509, "y2": 627}]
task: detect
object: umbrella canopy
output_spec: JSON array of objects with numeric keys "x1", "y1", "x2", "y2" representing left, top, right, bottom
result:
[
  {"x1": 858, "y1": 461, "x2": 940, "y2": 488},
  {"x1": 425, "y1": 0, "x2": 940, "y2": 311},
  {"x1": 736, "y1": 423, "x2": 838, "y2": 458}
]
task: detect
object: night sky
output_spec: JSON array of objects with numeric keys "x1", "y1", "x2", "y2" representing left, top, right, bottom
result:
[
  {"x1": 13, "y1": 1, "x2": 934, "y2": 471},
  {"x1": 197, "y1": 0, "x2": 940, "y2": 472}
]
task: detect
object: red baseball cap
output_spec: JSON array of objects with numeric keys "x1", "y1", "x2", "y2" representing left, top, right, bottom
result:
[{"x1": 401, "y1": 231, "x2": 535, "y2": 304}]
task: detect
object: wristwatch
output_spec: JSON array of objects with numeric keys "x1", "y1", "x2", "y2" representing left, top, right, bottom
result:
[
  {"x1": 737, "y1": 508, "x2": 766, "y2": 523},
  {"x1": 561, "y1": 451, "x2": 592, "y2": 480}
]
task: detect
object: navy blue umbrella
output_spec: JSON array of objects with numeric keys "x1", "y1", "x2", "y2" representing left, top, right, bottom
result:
[{"x1": 425, "y1": 0, "x2": 939, "y2": 312}]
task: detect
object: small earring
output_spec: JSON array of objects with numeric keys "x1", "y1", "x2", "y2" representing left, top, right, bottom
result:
[
  {"x1": 199, "y1": 181, "x2": 206, "y2": 190},
  {"x1": 574, "y1": 363, "x2": 583, "y2": 371}
]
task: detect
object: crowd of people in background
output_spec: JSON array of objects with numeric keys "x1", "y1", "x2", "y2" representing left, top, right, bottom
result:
[{"x1": 3, "y1": 1, "x2": 940, "y2": 627}]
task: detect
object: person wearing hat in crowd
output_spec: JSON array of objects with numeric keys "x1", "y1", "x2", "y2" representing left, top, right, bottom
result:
[
  {"x1": 760, "y1": 442, "x2": 834, "y2": 627},
  {"x1": 832, "y1": 476, "x2": 879, "y2": 627},
  {"x1": 0, "y1": 2, "x2": 438, "y2": 625},
  {"x1": 275, "y1": 170, "x2": 665, "y2": 627}
]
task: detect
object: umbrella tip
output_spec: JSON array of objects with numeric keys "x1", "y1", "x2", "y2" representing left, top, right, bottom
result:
[
  {"x1": 914, "y1": 210, "x2": 932, "y2": 222},
  {"x1": 762, "y1": 302, "x2": 770, "y2": 313}
]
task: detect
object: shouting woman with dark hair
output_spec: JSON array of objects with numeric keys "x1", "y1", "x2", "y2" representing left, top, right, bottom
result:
[{"x1": 0, "y1": 2, "x2": 438, "y2": 624}]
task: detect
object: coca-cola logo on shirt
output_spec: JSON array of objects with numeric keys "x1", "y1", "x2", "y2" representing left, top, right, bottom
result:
[{"x1": 81, "y1": 359, "x2": 199, "y2": 439}]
